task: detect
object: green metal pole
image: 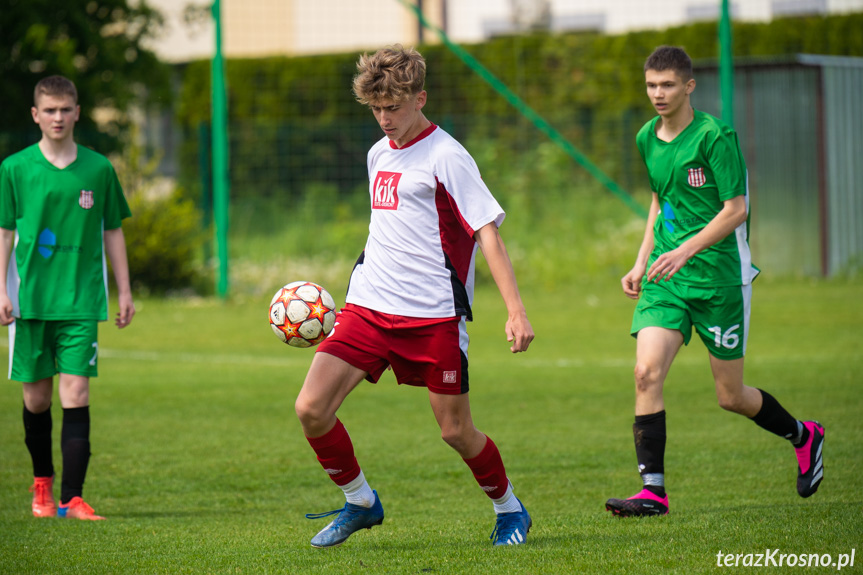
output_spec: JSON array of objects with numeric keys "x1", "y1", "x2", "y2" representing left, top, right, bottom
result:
[
  {"x1": 197, "y1": 122, "x2": 212, "y2": 263},
  {"x1": 395, "y1": 0, "x2": 646, "y2": 218},
  {"x1": 719, "y1": 0, "x2": 734, "y2": 127},
  {"x1": 211, "y1": 0, "x2": 229, "y2": 297}
]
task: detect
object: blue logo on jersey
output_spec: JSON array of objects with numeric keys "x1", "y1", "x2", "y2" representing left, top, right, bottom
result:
[
  {"x1": 662, "y1": 202, "x2": 676, "y2": 233},
  {"x1": 38, "y1": 228, "x2": 56, "y2": 258}
]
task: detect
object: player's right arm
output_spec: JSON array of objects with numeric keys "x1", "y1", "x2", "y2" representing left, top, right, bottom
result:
[
  {"x1": 646, "y1": 194, "x2": 747, "y2": 284},
  {"x1": 0, "y1": 227, "x2": 15, "y2": 325},
  {"x1": 621, "y1": 192, "x2": 659, "y2": 300}
]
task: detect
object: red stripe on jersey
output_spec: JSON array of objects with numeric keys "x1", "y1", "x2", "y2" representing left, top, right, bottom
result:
[{"x1": 435, "y1": 179, "x2": 476, "y2": 289}]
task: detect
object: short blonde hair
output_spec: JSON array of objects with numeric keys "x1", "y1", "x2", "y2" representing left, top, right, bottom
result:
[{"x1": 352, "y1": 44, "x2": 426, "y2": 105}]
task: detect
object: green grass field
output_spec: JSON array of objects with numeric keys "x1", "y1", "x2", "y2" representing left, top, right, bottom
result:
[{"x1": 1, "y1": 277, "x2": 861, "y2": 574}]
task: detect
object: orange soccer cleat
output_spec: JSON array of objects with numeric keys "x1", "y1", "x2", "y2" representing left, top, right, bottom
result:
[
  {"x1": 58, "y1": 496, "x2": 105, "y2": 520},
  {"x1": 30, "y1": 476, "x2": 57, "y2": 517}
]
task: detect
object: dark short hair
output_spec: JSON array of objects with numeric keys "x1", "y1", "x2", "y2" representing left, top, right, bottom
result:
[
  {"x1": 34, "y1": 75, "x2": 78, "y2": 106},
  {"x1": 644, "y1": 46, "x2": 693, "y2": 81}
]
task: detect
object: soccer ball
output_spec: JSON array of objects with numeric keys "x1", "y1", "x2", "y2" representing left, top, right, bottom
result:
[{"x1": 269, "y1": 281, "x2": 337, "y2": 348}]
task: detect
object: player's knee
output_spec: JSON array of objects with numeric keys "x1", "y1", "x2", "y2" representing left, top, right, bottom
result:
[
  {"x1": 716, "y1": 392, "x2": 745, "y2": 413},
  {"x1": 24, "y1": 397, "x2": 52, "y2": 414},
  {"x1": 439, "y1": 429, "x2": 460, "y2": 450},
  {"x1": 294, "y1": 396, "x2": 323, "y2": 427},
  {"x1": 439, "y1": 427, "x2": 470, "y2": 453},
  {"x1": 633, "y1": 362, "x2": 662, "y2": 393}
]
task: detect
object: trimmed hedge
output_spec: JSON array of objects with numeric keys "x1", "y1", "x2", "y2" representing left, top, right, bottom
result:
[{"x1": 174, "y1": 12, "x2": 863, "y2": 203}]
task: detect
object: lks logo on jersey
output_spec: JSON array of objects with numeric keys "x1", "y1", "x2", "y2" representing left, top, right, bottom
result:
[
  {"x1": 662, "y1": 201, "x2": 676, "y2": 233},
  {"x1": 79, "y1": 190, "x2": 94, "y2": 210},
  {"x1": 687, "y1": 167, "x2": 706, "y2": 188},
  {"x1": 373, "y1": 171, "x2": 401, "y2": 210},
  {"x1": 37, "y1": 227, "x2": 83, "y2": 259}
]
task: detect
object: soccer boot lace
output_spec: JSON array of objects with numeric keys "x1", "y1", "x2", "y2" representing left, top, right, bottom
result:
[
  {"x1": 57, "y1": 496, "x2": 106, "y2": 520},
  {"x1": 490, "y1": 498, "x2": 531, "y2": 546},
  {"x1": 30, "y1": 476, "x2": 57, "y2": 518},
  {"x1": 305, "y1": 490, "x2": 384, "y2": 548},
  {"x1": 605, "y1": 488, "x2": 669, "y2": 517},
  {"x1": 795, "y1": 421, "x2": 825, "y2": 498}
]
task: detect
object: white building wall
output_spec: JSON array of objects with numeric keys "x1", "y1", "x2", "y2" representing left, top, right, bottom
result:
[{"x1": 144, "y1": 0, "x2": 863, "y2": 63}]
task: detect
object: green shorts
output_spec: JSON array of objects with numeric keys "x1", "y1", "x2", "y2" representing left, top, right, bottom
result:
[
  {"x1": 631, "y1": 280, "x2": 751, "y2": 360},
  {"x1": 8, "y1": 319, "x2": 99, "y2": 382}
]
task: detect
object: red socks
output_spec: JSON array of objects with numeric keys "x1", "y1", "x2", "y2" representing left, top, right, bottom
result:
[
  {"x1": 308, "y1": 423, "x2": 509, "y2": 502},
  {"x1": 305, "y1": 419, "x2": 361, "y2": 486},
  {"x1": 463, "y1": 436, "x2": 508, "y2": 500}
]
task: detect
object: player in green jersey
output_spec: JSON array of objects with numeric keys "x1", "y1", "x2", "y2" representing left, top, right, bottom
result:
[
  {"x1": 605, "y1": 47, "x2": 824, "y2": 517},
  {"x1": 0, "y1": 75, "x2": 135, "y2": 520}
]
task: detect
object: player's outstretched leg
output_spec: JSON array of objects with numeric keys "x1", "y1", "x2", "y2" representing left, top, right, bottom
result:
[
  {"x1": 605, "y1": 488, "x2": 669, "y2": 517},
  {"x1": 30, "y1": 476, "x2": 57, "y2": 517},
  {"x1": 795, "y1": 421, "x2": 825, "y2": 498},
  {"x1": 305, "y1": 490, "x2": 384, "y2": 548},
  {"x1": 490, "y1": 497, "x2": 531, "y2": 546}
]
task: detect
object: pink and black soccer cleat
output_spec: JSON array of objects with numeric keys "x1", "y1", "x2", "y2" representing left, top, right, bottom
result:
[
  {"x1": 606, "y1": 488, "x2": 669, "y2": 517},
  {"x1": 30, "y1": 476, "x2": 57, "y2": 518},
  {"x1": 795, "y1": 421, "x2": 825, "y2": 498}
]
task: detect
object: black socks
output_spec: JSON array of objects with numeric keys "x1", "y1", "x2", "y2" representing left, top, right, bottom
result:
[
  {"x1": 23, "y1": 405, "x2": 54, "y2": 478},
  {"x1": 60, "y1": 406, "x2": 91, "y2": 504},
  {"x1": 634, "y1": 410, "x2": 666, "y2": 497},
  {"x1": 750, "y1": 389, "x2": 802, "y2": 443}
]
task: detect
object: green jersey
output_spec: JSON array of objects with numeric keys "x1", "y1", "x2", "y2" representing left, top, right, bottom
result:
[
  {"x1": 0, "y1": 144, "x2": 131, "y2": 320},
  {"x1": 636, "y1": 109, "x2": 758, "y2": 287}
]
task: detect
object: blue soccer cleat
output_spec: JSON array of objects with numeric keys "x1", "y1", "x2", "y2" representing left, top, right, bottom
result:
[
  {"x1": 490, "y1": 498, "x2": 531, "y2": 546},
  {"x1": 306, "y1": 490, "x2": 384, "y2": 548}
]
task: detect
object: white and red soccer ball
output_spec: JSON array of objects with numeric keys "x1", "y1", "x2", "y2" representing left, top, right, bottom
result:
[{"x1": 269, "y1": 281, "x2": 336, "y2": 348}]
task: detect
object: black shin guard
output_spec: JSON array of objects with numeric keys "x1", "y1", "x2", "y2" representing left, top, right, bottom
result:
[
  {"x1": 634, "y1": 410, "x2": 667, "y2": 495},
  {"x1": 23, "y1": 405, "x2": 54, "y2": 478},
  {"x1": 61, "y1": 406, "x2": 91, "y2": 504},
  {"x1": 750, "y1": 389, "x2": 800, "y2": 441}
]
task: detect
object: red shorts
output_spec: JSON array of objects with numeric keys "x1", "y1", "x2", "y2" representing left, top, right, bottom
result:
[{"x1": 316, "y1": 303, "x2": 470, "y2": 395}]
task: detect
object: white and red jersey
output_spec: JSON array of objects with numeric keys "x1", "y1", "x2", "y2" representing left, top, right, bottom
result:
[{"x1": 346, "y1": 124, "x2": 505, "y2": 320}]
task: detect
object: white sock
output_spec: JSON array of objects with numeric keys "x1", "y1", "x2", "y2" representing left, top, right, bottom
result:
[
  {"x1": 340, "y1": 471, "x2": 375, "y2": 508},
  {"x1": 492, "y1": 483, "x2": 522, "y2": 515}
]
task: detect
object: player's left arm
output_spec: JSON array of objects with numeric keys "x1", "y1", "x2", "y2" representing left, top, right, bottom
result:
[
  {"x1": 474, "y1": 222, "x2": 534, "y2": 353},
  {"x1": 647, "y1": 194, "x2": 748, "y2": 283},
  {"x1": 104, "y1": 227, "x2": 135, "y2": 328}
]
